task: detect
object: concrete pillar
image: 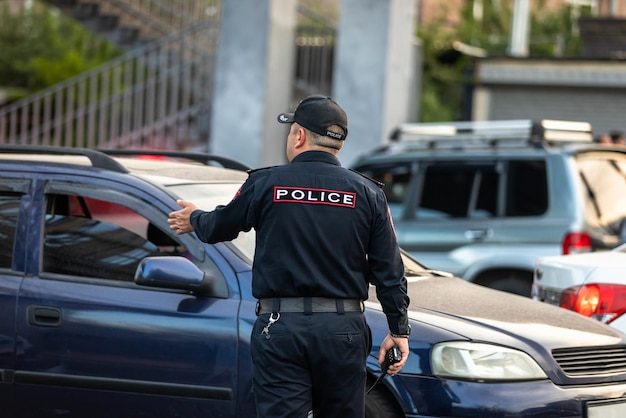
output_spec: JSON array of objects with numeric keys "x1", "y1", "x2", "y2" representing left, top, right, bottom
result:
[
  {"x1": 210, "y1": 0, "x2": 298, "y2": 168},
  {"x1": 508, "y1": 0, "x2": 530, "y2": 57},
  {"x1": 333, "y1": 0, "x2": 418, "y2": 167}
]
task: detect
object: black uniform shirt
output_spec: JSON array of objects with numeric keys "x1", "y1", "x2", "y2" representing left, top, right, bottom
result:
[{"x1": 190, "y1": 150, "x2": 409, "y2": 334}]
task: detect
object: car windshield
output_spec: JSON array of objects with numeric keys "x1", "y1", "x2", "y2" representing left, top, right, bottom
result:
[{"x1": 167, "y1": 183, "x2": 256, "y2": 261}]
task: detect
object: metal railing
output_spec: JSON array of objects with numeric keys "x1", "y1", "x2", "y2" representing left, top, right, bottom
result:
[
  {"x1": 0, "y1": 0, "x2": 335, "y2": 150},
  {"x1": 77, "y1": 0, "x2": 219, "y2": 38},
  {"x1": 0, "y1": 21, "x2": 218, "y2": 149}
]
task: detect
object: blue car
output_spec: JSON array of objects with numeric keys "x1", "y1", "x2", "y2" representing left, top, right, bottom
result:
[{"x1": 2, "y1": 146, "x2": 626, "y2": 417}]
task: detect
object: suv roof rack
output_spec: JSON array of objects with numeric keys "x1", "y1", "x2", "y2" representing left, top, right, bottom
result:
[
  {"x1": 98, "y1": 149, "x2": 251, "y2": 171},
  {"x1": 0, "y1": 145, "x2": 130, "y2": 173},
  {"x1": 389, "y1": 119, "x2": 593, "y2": 148}
]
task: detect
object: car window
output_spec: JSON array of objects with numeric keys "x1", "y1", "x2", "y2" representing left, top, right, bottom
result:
[
  {"x1": 43, "y1": 193, "x2": 190, "y2": 282},
  {"x1": 505, "y1": 160, "x2": 548, "y2": 217},
  {"x1": 577, "y1": 157, "x2": 626, "y2": 230},
  {"x1": 43, "y1": 214, "x2": 164, "y2": 280},
  {"x1": 357, "y1": 158, "x2": 548, "y2": 220},
  {"x1": 341, "y1": 163, "x2": 413, "y2": 219},
  {"x1": 419, "y1": 162, "x2": 498, "y2": 218},
  {"x1": 0, "y1": 193, "x2": 21, "y2": 269}
]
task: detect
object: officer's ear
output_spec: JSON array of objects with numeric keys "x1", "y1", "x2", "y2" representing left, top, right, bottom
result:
[{"x1": 294, "y1": 126, "x2": 307, "y2": 149}]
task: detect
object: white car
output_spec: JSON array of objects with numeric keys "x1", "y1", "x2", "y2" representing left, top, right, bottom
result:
[{"x1": 532, "y1": 244, "x2": 626, "y2": 333}]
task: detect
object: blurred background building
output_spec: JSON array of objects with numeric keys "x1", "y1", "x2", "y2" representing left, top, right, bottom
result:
[{"x1": 1, "y1": 0, "x2": 625, "y2": 166}]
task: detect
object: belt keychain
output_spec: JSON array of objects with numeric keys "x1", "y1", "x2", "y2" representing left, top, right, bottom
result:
[
  {"x1": 260, "y1": 298, "x2": 280, "y2": 339},
  {"x1": 261, "y1": 312, "x2": 280, "y2": 339}
]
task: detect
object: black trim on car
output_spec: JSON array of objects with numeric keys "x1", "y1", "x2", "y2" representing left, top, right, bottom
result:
[{"x1": 14, "y1": 371, "x2": 233, "y2": 400}]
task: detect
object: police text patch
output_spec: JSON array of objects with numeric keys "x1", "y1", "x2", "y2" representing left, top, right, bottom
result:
[{"x1": 273, "y1": 186, "x2": 356, "y2": 208}]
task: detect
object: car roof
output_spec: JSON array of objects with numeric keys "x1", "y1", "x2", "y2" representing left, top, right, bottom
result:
[
  {"x1": 116, "y1": 158, "x2": 249, "y2": 185},
  {"x1": 353, "y1": 118, "x2": 626, "y2": 165},
  {"x1": 353, "y1": 139, "x2": 626, "y2": 166},
  {"x1": 0, "y1": 146, "x2": 250, "y2": 186}
]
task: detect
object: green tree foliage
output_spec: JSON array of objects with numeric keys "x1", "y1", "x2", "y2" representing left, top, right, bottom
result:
[
  {"x1": 418, "y1": 0, "x2": 591, "y2": 122},
  {"x1": 417, "y1": 8, "x2": 474, "y2": 122},
  {"x1": 0, "y1": 1, "x2": 120, "y2": 96}
]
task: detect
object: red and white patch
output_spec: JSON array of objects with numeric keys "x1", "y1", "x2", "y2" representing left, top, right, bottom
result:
[{"x1": 273, "y1": 186, "x2": 356, "y2": 208}]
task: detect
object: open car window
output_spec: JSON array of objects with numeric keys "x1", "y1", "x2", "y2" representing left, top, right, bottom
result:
[
  {"x1": 43, "y1": 194, "x2": 189, "y2": 282},
  {"x1": 43, "y1": 214, "x2": 164, "y2": 281}
]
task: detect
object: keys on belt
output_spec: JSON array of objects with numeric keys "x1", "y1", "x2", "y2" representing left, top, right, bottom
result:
[{"x1": 261, "y1": 312, "x2": 280, "y2": 338}]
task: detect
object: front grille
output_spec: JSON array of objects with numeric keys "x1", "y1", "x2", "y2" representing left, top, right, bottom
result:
[{"x1": 553, "y1": 346, "x2": 626, "y2": 376}]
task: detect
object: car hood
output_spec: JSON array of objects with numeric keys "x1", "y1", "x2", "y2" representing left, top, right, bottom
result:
[
  {"x1": 368, "y1": 274, "x2": 623, "y2": 351},
  {"x1": 405, "y1": 274, "x2": 619, "y2": 342},
  {"x1": 393, "y1": 275, "x2": 626, "y2": 385},
  {"x1": 366, "y1": 271, "x2": 626, "y2": 386}
]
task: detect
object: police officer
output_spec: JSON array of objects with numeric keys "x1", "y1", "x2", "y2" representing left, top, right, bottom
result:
[{"x1": 168, "y1": 95, "x2": 410, "y2": 418}]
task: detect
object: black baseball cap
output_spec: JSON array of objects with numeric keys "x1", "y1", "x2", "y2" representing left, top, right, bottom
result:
[{"x1": 277, "y1": 95, "x2": 348, "y2": 141}]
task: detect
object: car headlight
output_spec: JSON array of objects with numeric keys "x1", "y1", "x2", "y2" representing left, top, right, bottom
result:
[{"x1": 431, "y1": 341, "x2": 547, "y2": 381}]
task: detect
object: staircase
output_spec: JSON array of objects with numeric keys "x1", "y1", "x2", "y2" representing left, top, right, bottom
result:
[
  {"x1": 0, "y1": 0, "x2": 219, "y2": 150},
  {"x1": 46, "y1": 0, "x2": 219, "y2": 49},
  {"x1": 0, "y1": 0, "x2": 335, "y2": 151}
]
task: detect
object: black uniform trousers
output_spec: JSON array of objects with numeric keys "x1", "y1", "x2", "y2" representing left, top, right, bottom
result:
[{"x1": 251, "y1": 310, "x2": 372, "y2": 418}]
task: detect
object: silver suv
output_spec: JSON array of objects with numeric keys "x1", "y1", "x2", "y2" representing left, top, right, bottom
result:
[{"x1": 352, "y1": 119, "x2": 626, "y2": 296}]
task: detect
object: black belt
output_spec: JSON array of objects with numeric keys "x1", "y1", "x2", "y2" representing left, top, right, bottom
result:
[{"x1": 256, "y1": 297, "x2": 364, "y2": 315}]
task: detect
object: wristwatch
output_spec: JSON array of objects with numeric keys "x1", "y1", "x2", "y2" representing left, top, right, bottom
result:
[{"x1": 390, "y1": 325, "x2": 411, "y2": 339}]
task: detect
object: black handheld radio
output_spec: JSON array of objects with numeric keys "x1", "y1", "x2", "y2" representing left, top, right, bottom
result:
[{"x1": 366, "y1": 346, "x2": 402, "y2": 394}]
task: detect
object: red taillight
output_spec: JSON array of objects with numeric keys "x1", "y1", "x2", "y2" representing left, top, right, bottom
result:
[
  {"x1": 562, "y1": 232, "x2": 591, "y2": 255},
  {"x1": 560, "y1": 284, "x2": 626, "y2": 324}
]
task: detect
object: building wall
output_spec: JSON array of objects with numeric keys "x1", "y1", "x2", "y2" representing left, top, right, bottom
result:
[
  {"x1": 473, "y1": 58, "x2": 626, "y2": 136},
  {"x1": 418, "y1": 0, "x2": 626, "y2": 29},
  {"x1": 481, "y1": 85, "x2": 626, "y2": 135}
]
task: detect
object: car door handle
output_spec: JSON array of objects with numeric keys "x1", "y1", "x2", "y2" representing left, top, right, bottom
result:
[
  {"x1": 464, "y1": 228, "x2": 492, "y2": 241},
  {"x1": 27, "y1": 306, "x2": 62, "y2": 327}
]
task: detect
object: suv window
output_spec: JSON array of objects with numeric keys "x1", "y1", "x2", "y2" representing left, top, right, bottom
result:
[
  {"x1": 420, "y1": 162, "x2": 499, "y2": 218},
  {"x1": 358, "y1": 163, "x2": 413, "y2": 218},
  {"x1": 359, "y1": 159, "x2": 547, "y2": 220},
  {"x1": 505, "y1": 160, "x2": 548, "y2": 217},
  {"x1": 43, "y1": 193, "x2": 187, "y2": 282},
  {"x1": 578, "y1": 157, "x2": 626, "y2": 230}
]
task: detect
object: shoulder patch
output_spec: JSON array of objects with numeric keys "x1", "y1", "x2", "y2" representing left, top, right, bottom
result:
[
  {"x1": 246, "y1": 165, "x2": 278, "y2": 175},
  {"x1": 349, "y1": 168, "x2": 384, "y2": 188}
]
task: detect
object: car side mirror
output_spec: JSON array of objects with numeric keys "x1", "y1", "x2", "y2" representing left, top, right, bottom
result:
[{"x1": 135, "y1": 256, "x2": 210, "y2": 294}]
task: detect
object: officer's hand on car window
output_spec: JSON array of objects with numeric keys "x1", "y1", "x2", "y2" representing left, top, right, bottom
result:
[
  {"x1": 168, "y1": 200, "x2": 198, "y2": 235},
  {"x1": 378, "y1": 333, "x2": 409, "y2": 376}
]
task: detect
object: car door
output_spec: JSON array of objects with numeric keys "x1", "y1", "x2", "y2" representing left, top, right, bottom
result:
[
  {"x1": 0, "y1": 178, "x2": 32, "y2": 417},
  {"x1": 14, "y1": 176, "x2": 243, "y2": 418}
]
